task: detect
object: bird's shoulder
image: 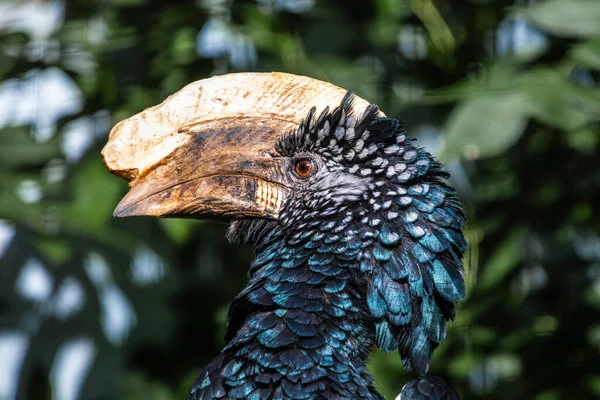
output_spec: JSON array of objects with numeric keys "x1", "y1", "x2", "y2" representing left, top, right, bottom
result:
[
  {"x1": 187, "y1": 355, "x2": 227, "y2": 400},
  {"x1": 399, "y1": 375, "x2": 460, "y2": 400}
]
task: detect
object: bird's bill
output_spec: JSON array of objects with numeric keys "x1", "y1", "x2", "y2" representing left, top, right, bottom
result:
[
  {"x1": 111, "y1": 117, "x2": 290, "y2": 220},
  {"x1": 102, "y1": 72, "x2": 381, "y2": 221}
]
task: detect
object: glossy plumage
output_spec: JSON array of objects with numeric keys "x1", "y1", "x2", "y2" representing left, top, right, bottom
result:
[
  {"x1": 188, "y1": 93, "x2": 467, "y2": 400},
  {"x1": 400, "y1": 376, "x2": 460, "y2": 400}
]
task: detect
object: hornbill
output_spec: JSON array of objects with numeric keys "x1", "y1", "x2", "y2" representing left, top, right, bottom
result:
[{"x1": 102, "y1": 73, "x2": 466, "y2": 399}]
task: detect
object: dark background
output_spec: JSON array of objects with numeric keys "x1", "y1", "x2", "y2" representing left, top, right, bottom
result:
[{"x1": 1, "y1": 0, "x2": 599, "y2": 399}]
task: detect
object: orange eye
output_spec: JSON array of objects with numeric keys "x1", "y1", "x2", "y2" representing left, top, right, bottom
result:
[{"x1": 295, "y1": 159, "x2": 312, "y2": 177}]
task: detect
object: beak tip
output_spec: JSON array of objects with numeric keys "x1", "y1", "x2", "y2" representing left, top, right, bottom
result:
[
  {"x1": 113, "y1": 188, "x2": 153, "y2": 218},
  {"x1": 113, "y1": 197, "x2": 166, "y2": 218},
  {"x1": 113, "y1": 199, "x2": 143, "y2": 218},
  {"x1": 113, "y1": 205, "x2": 131, "y2": 218}
]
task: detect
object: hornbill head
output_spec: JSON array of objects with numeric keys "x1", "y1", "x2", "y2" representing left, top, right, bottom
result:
[
  {"x1": 103, "y1": 72, "x2": 381, "y2": 222},
  {"x1": 102, "y1": 72, "x2": 466, "y2": 374}
]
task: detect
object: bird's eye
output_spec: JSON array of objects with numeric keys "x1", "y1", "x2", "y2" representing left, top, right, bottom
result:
[{"x1": 294, "y1": 159, "x2": 313, "y2": 178}]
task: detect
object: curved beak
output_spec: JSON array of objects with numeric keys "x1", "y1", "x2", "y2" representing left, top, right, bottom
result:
[
  {"x1": 101, "y1": 72, "x2": 381, "y2": 221},
  {"x1": 106, "y1": 117, "x2": 291, "y2": 221}
]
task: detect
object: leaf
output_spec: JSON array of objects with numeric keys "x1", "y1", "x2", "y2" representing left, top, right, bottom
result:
[
  {"x1": 441, "y1": 93, "x2": 531, "y2": 161},
  {"x1": 570, "y1": 38, "x2": 600, "y2": 70},
  {"x1": 441, "y1": 67, "x2": 598, "y2": 161},
  {"x1": 60, "y1": 156, "x2": 124, "y2": 241},
  {"x1": 0, "y1": 127, "x2": 61, "y2": 167},
  {"x1": 478, "y1": 228, "x2": 528, "y2": 291},
  {"x1": 35, "y1": 237, "x2": 72, "y2": 266},
  {"x1": 422, "y1": 62, "x2": 519, "y2": 104},
  {"x1": 159, "y1": 219, "x2": 198, "y2": 245},
  {"x1": 519, "y1": 0, "x2": 600, "y2": 38},
  {"x1": 447, "y1": 353, "x2": 479, "y2": 378},
  {"x1": 516, "y1": 69, "x2": 597, "y2": 131}
]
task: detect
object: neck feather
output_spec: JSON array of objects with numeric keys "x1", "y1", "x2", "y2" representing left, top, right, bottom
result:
[{"x1": 217, "y1": 229, "x2": 382, "y2": 399}]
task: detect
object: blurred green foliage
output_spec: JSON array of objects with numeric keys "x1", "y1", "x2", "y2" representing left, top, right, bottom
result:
[{"x1": 1, "y1": 0, "x2": 599, "y2": 399}]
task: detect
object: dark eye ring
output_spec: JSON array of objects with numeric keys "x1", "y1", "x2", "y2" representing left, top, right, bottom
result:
[{"x1": 294, "y1": 159, "x2": 313, "y2": 178}]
